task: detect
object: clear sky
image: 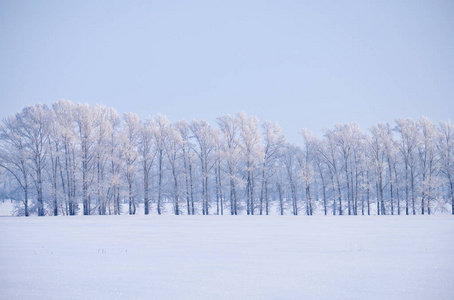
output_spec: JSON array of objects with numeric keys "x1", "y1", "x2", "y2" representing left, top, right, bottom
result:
[{"x1": 1, "y1": 0, "x2": 453, "y2": 143}]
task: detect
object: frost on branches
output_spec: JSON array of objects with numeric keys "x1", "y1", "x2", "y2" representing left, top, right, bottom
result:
[{"x1": 1, "y1": 100, "x2": 453, "y2": 216}]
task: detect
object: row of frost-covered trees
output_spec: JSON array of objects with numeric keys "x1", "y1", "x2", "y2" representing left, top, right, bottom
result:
[{"x1": 0, "y1": 100, "x2": 453, "y2": 216}]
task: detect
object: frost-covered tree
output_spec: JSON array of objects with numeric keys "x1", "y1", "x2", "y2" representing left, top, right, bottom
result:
[
  {"x1": 217, "y1": 115, "x2": 242, "y2": 215},
  {"x1": 0, "y1": 114, "x2": 32, "y2": 216},
  {"x1": 47, "y1": 108, "x2": 63, "y2": 216},
  {"x1": 237, "y1": 112, "x2": 262, "y2": 215},
  {"x1": 370, "y1": 124, "x2": 387, "y2": 215},
  {"x1": 52, "y1": 100, "x2": 79, "y2": 215},
  {"x1": 418, "y1": 117, "x2": 440, "y2": 215},
  {"x1": 373, "y1": 123, "x2": 400, "y2": 215},
  {"x1": 191, "y1": 120, "x2": 216, "y2": 215},
  {"x1": 19, "y1": 104, "x2": 51, "y2": 216},
  {"x1": 164, "y1": 125, "x2": 184, "y2": 215},
  {"x1": 73, "y1": 103, "x2": 97, "y2": 215},
  {"x1": 138, "y1": 118, "x2": 157, "y2": 215},
  {"x1": 299, "y1": 129, "x2": 315, "y2": 216},
  {"x1": 395, "y1": 118, "x2": 420, "y2": 215},
  {"x1": 282, "y1": 144, "x2": 300, "y2": 215},
  {"x1": 260, "y1": 121, "x2": 285, "y2": 215},
  {"x1": 334, "y1": 124, "x2": 354, "y2": 215},
  {"x1": 92, "y1": 105, "x2": 113, "y2": 215},
  {"x1": 437, "y1": 121, "x2": 454, "y2": 214},
  {"x1": 106, "y1": 108, "x2": 122, "y2": 215},
  {"x1": 311, "y1": 138, "x2": 329, "y2": 215},
  {"x1": 175, "y1": 120, "x2": 196, "y2": 215},
  {"x1": 153, "y1": 114, "x2": 168, "y2": 215},
  {"x1": 121, "y1": 113, "x2": 140, "y2": 215},
  {"x1": 2, "y1": 99, "x2": 454, "y2": 217},
  {"x1": 213, "y1": 129, "x2": 225, "y2": 215},
  {"x1": 322, "y1": 129, "x2": 344, "y2": 215}
]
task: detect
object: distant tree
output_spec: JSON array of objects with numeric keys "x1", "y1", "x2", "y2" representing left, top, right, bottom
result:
[
  {"x1": 93, "y1": 105, "x2": 113, "y2": 215},
  {"x1": 138, "y1": 118, "x2": 157, "y2": 215},
  {"x1": 191, "y1": 120, "x2": 216, "y2": 215},
  {"x1": 333, "y1": 124, "x2": 354, "y2": 215},
  {"x1": 47, "y1": 108, "x2": 62, "y2": 216},
  {"x1": 299, "y1": 129, "x2": 315, "y2": 215},
  {"x1": 374, "y1": 123, "x2": 399, "y2": 215},
  {"x1": 323, "y1": 129, "x2": 344, "y2": 215},
  {"x1": 19, "y1": 104, "x2": 51, "y2": 216},
  {"x1": 74, "y1": 103, "x2": 97, "y2": 215},
  {"x1": 52, "y1": 100, "x2": 78, "y2": 215},
  {"x1": 121, "y1": 113, "x2": 140, "y2": 215},
  {"x1": 0, "y1": 114, "x2": 32, "y2": 216},
  {"x1": 217, "y1": 115, "x2": 241, "y2": 215},
  {"x1": 370, "y1": 124, "x2": 387, "y2": 215},
  {"x1": 164, "y1": 125, "x2": 183, "y2": 215},
  {"x1": 237, "y1": 112, "x2": 262, "y2": 215},
  {"x1": 153, "y1": 114, "x2": 168, "y2": 215},
  {"x1": 311, "y1": 138, "x2": 329, "y2": 215},
  {"x1": 175, "y1": 120, "x2": 196, "y2": 215},
  {"x1": 418, "y1": 117, "x2": 439, "y2": 215},
  {"x1": 106, "y1": 108, "x2": 122, "y2": 215},
  {"x1": 282, "y1": 144, "x2": 299, "y2": 215},
  {"x1": 260, "y1": 121, "x2": 285, "y2": 215},
  {"x1": 275, "y1": 149, "x2": 287, "y2": 215},
  {"x1": 213, "y1": 129, "x2": 225, "y2": 215},
  {"x1": 395, "y1": 118, "x2": 420, "y2": 215},
  {"x1": 2, "y1": 99, "x2": 454, "y2": 217},
  {"x1": 437, "y1": 121, "x2": 454, "y2": 214}
]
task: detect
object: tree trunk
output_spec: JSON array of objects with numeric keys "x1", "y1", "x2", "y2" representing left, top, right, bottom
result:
[
  {"x1": 144, "y1": 165, "x2": 149, "y2": 215},
  {"x1": 405, "y1": 162, "x2": 409, "y2": 215},
  {"x1": 278, "y1": 183, "x2": 284, "y2": 215},
  {"x1": 157, "y1": 149, "x2": 163, "y2": 215}
]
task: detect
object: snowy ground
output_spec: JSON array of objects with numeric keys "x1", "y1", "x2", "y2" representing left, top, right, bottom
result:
[{"x1": 0, "y1": 215, "x2": 453, "y2": 300}]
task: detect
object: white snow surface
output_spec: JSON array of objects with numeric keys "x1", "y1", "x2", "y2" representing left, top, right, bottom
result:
[{"x1": 0, "y1": 215, "x2": 453, "y2": 300}]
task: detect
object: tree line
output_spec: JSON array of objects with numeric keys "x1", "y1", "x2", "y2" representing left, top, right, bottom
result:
[{"x1": 0, "y1": 100, "x2": 453, "y2": 216}]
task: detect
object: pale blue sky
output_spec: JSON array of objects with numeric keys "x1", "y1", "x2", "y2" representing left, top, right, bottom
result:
[{"x1": 1, "y1": 0, "x2": 453, "y2": 143}]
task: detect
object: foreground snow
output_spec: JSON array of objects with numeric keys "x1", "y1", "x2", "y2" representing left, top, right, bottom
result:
[{"x1": 0, "y1": 215, "x2": 453, "y2": 300}]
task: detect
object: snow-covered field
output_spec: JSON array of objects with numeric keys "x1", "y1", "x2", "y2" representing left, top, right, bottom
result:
[{"x1": 0, "y1": 215, "x2": 453, "y2": 300}]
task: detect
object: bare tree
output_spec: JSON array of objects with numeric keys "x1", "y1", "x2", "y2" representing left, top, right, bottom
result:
[
  {"x1": 122, "y1": 113, "x2": 140, "y2": 215},
  {"x1": 74, "y1": 103, "x2": 97, "y2": 215},
  {"x1": 370, "y1": 124, "x2": 387, "y2": 215},
  {"x1": 213, "y1": 130, "x2": 224, "y2": 215},
  {"x1": 53, "y1": 100, "x2": 78, "y2": 215},
  {"x1": 0, "y1": 114, "x2": 32, "y2": 216},
  {"x1": 106, "y1": 108, "x2": 122, "y2": 215},
  {"x1": 139, "y1": 118, "x2": 157, "y2": 215},
  {"x1": 374, "y1": 123, "x2": 399, "y2": 215},
  {"x1": 237, "y1": 112, "x2": 262, "y2": 215},
  {"x1": 92, "y1": 105, "x2": 113, "y2": 215},
  {"x1": 299, "y1": 129, "x2": 315, "y2": 215},
  {"x1": 19, "y1": 105, "x2": 51, "y2": 216},
  {"x1": 153, "y1": 114, "x2": 168, "y2": 215},
  {"x1": 282, "y1": 144, "x2": 299, "y2": 215},
  {"x1": 312, "y1": 138, "x2": 329, "y2": 215},
  {"x1": 395, "y1": 118, "x2": 420, "y2": 215},
  {"x1": 260, "y1": 121, "x2": 284, "y2": 215},
  {"x1": 418, "y1": 117, "x2": 439, "y2": 214},
  {"x1": 437, "y1": 121, "x2": 454, "y2": 214},
  {"x1": 191, "y1": 120, "x2": 216, "y2": 215},
  {"x1": 323, "y1": 129, "x2": 344, "y2": 215},
  {"x1": 175, "y1": 120, "x2": 196, "y2": 215},
  {"x1": 217, "y1": 115, "x2": 241, "y2": 215},
  {"x1": 164, "y1": 125, "x2": 183, "y2": 215},
  {"x1": 3, "y1": 99, "x2": 454, "y2": 217},
  {"x1": 47, "y1": 109, "x2": 62, "y2": 215}
]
